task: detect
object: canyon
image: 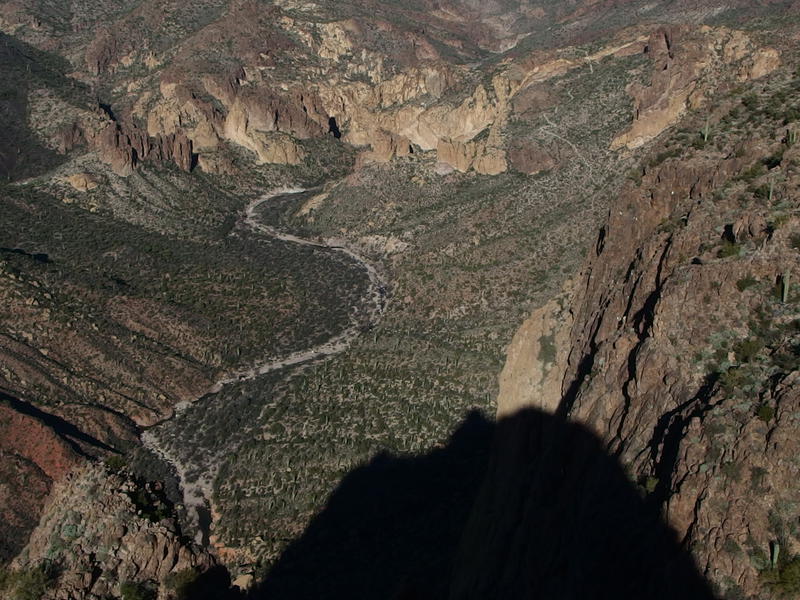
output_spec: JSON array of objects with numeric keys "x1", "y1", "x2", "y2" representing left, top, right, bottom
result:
[{"x1": 1, "y1": 1, "x2": 799, "y2": 599}]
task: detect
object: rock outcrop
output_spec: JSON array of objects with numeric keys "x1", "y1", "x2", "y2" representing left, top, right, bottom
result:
[
  {"x1": 11, "y1": 463, "x2": 217, "y2": 600},
  {"x1": 495, "y1": 284, "x2": 574, "y2": 418},
  {"x1": 64, "y1": 173, "x2": 98, "y2": 192},
  {"x1": 612, "y1": 26, "x2": 780, "y2": 150},
  {"x1": 507, "y1": 141, "x2": 557, "y2": 175},
  {"x1": 91, "y1": 119, "x2": 195, "y2": 176}
]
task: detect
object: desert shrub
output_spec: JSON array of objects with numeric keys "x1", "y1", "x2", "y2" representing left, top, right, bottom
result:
[
  {"x1": 121, "y1": 581, "x2": 155, "y2": 600},
  {"x1": 718, "y1": 241, "x2": 742, "y2": 258},
  {"x1": 0, "y1": 564, "x2": 57, "y2": 600},
  {"x1": 105, "y1": 454, "x2": 127, "y2": 472},
  {"x1": 719, "y1": 366, "x2": 755, "y2": 395},
  {"x1": 733, "y1": 338, "x2": 763, "y2": 363},
  {"x1": 538, "y1": 333, "x2": 556, "y2": 364},
  {"x1": 763, "y1": 152, "x2": 784, "y2": 170},
  {"x1": 742, "y1": 93, "x2": 760, "y2": 110},
  {"x1": 648, "y1": 147, "x2": 681, "y2": 167},
  {"x1": 738, "y1": 162, "x2": 767, "y2": 182},
  {"x1": 691, "y1": 137, "x2": 706, "y2": 150},
  {"x1": 752, "y1": 183, "x2": 772, "y2": 200},
  {"x1": 761, "y1": 556, "x2": 800, "y2": 597},
  {"x1": 756, "y1": 404, "x2": 775, "y2": 423},
  {"x1": 164, "y1": 569, "x2": 200, "y2": 600},
  {"x1": 736, "y1": 276, "x2": 758, "y2": 291}
]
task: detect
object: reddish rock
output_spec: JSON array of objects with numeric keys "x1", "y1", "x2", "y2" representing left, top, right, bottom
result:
[
  {"x1": 56, "y1": 122, "x2": 85, "y2": 153},
  {"x1": 508, "y1": 141, "x2": 556, "y2": 175},
  {"x1": 90, "y1": 118, "x2": 195, "y2": 176},
  {"x1": 0, "y1": 400, "x2": 81, "y2": 482},
  {"x1": 0, "y1": 398, "x2": 82, "y2": 561}
]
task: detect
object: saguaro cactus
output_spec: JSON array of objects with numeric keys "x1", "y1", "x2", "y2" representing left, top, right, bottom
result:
[{"x1": 783, "y1": 271, "x2": 791, "y2": 304}]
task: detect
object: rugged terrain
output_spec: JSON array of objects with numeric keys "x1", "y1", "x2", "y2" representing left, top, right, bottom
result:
[
  {"x1": 454, "y1": 37, "x2": 800, "y2": 600},
  {"x1": 0, "y1": 1, "x2": 799, "y2": 599}
]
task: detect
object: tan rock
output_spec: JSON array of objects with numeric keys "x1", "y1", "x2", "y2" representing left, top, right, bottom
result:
[
  {"x1": 233, "y1": 574, "x2": 254, "y2": 590},
  {"x1": 65, "y1": 173, "x2": 98, "y2": 192},
  {"x1": 741, "y1": 47, "x2": 781, "y2": 81},
  {"x1": 317, "y1": 21, "x2": 356, "y2": 61},
  {"x1": 496, "y1": 283, "x2": 574, "y2": 418},
  {"x1": 363, "y1": 130, "x2": 413, "y2": 162},
  {"x1": 472, "y1": 147, "x2": 507, "y2": 175},
  {"x1": 437, "y1": 138, "x2": 475, "y2": 172},
  {"x1": 437, "y1": 137, "x2": 507, "y2": 174},
  {"x1": 612, "y1": 27, "x2": 780, "y2": 150},
  {"x1": 197, "y1": 153, "x2": 238, "y2": 175}
]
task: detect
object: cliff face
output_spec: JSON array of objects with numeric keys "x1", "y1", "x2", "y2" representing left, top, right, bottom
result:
[
  {"x1": 0, "y1": 397, "x2": 82, "y2": 561},
  {"x1": 454, "y1": 56, "x2": 800, "y2": 599}
]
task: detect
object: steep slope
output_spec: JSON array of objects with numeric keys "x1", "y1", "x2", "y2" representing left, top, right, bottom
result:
[
  {"x1": 9, "y1": 463, "x2": 220, "y2": 600},
  {"x1": 453, "y1": 40, "x2": 800, "y2": 600}
]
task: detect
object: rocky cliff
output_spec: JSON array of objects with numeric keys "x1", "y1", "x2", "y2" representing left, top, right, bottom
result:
[
  {"x1": 5, "y1": 0, "x2": 787, "y2": 180},
  {"x1": 9, "y1": 463, "x2": 218, "y2": 600},
  {"x1": 453, "y1": 46, "x2": 800, "y2": 600}
]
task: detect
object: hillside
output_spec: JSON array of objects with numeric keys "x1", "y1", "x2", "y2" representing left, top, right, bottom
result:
[
  {"x1": 454, "y1": 34, "x2": 800, "y2": 600},
  {"x1": 0, "y1": 1, "x2": 799, "y2": 599}
]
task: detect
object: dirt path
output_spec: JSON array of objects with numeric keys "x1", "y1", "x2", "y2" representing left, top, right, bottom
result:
[{"x1": 141, "y1": 186, "x2": 387, "y2": 545}]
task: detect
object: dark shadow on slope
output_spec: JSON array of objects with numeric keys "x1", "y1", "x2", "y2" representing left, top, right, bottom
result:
[
  {"x1": 450, "y1": 409, "x2": 716, "y2": 600},
  {"x1": 0, "y1": 391, "x2": 117, "y2": 455},
  {"x1": 0, "y1": 33, "x2": 88, "y2": 181},
  {"x1": 248, "y1": 411, "x2": 494, "y2": 600},
  {"x1": 247, "y1": 408, "x2": 716, "y2": 600}
]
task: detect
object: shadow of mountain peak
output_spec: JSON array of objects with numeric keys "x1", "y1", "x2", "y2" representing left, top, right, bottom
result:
[
  {"x1": 249, "y1": 410, "x2": 494, "y2": 600},
  {"x1": 245, "y1": 408, "x2": 716, "y2": 600},
  {"x1": 451, "y1": 409, "x2": 716, "y2": 600}
]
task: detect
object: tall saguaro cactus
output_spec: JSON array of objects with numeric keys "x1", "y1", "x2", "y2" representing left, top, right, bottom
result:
[{"x1": 783, "y1": 271, "x2": 791, "y2": 304}]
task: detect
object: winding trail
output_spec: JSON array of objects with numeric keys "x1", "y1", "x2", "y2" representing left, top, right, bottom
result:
[{"x1": 141, "y1": 186, "x2": 387, "y2": 545}]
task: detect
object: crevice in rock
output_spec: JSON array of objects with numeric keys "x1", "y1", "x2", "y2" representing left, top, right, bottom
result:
[
  {"x1": 645, "y1": 373, "x2": 721, "y2": 510},
  {"x1": 613, "y1": 237, "x2": 674, "y2": 452},
  {"x1": 595, "y1": 225, "x2": 606, "y2": 256},
  {"x1": 328, "y1": 116, "x2": 341, "y2": 139},
  {"x1": 98, "y1": 101, "x2": 117, "y2": 122},
  {"x1": 556, "y1": 312, "x2": 604, "y2": 420}
]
